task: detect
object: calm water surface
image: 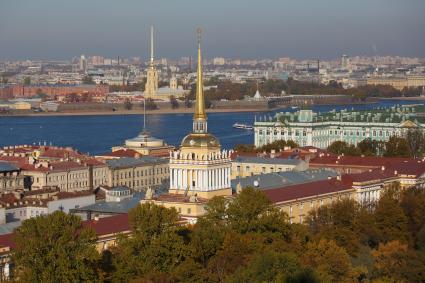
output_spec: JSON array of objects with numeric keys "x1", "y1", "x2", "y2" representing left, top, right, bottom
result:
[{"x1": 0, "y1": 99, "x2": 423, "y2": 154}]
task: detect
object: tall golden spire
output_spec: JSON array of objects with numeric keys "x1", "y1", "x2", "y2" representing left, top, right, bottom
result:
[{"x1": 194, "y1": 27, "x2": 206, "y2": 120}]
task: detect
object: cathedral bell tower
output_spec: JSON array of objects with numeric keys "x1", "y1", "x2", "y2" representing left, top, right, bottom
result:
[{"x1": 144, "y1": 25, "x2": 158, "y2": 98}]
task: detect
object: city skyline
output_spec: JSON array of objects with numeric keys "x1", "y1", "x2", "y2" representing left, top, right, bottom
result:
[{"x1": 1, "y1": 0, "x2": 425, "y2": 60}]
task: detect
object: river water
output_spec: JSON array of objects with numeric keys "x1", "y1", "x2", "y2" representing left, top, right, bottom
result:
[{"x1": 0, "y1": 99, "x2": 423, "y2": 154}]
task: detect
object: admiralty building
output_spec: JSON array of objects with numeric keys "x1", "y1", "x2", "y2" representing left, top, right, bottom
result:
[{"x1": 254, "y1": 105, "x2": 425, "y2": 149}]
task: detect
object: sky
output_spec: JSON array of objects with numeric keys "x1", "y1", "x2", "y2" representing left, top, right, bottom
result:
[{"x1": 0, "y1": 0, "x2": 424, "y2": 60}]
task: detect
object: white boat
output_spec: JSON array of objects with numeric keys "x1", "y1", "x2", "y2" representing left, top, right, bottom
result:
[{"x1": 233, "y1": 123, "x2": 253, "y2": 130}]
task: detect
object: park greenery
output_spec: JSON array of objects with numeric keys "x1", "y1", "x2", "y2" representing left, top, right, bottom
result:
[
  {"x1": 10, "y1": 187, "x2": 425, "y2": 282},
  {"x1": 327, "y1": 129, "x2": 425, "y2": 158},
  {"x1": 235, "y1": 139, "x2": 299, "y2": 154},
  {"x1": 234, "y1": 129, "x2": 425, "y2": 158},
  {"x1": 196, "y1": 77, "x2": 423, "y2": 101}
]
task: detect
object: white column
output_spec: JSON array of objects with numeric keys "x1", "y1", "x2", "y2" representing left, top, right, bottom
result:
[
  {"x1": 204, "y1": 170, "x2": 207, "y2": 191},
  {"x1": 208, "y1": 170, "x2": 212, "y2": 190},
  {"x1": 183, "y1": 169, "x2": 187, "y2": 189}
]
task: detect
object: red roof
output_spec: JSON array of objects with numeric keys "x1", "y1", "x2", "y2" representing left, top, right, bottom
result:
[
  {"x1": 0, "y1": 233, "x2": 15, "y2": 249},
  {"x1": 310, "y1": 155, "x2": 416, "y2": 168},
  {"x1": 83, "y1": 214, "x2": 130, "y2": 236},
  {"x1": 264, "y1": 177, "x2": 352, "y2": 204}
]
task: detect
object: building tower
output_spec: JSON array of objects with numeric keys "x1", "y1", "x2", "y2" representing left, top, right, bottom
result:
[
  {"x1": 141, "y1": 29, "x2": 232, "y2": 222},
  {"x1": 79, "y1": 55, "x2": 87, "y2": 74},
  {"x1": 144, "y1": 25, "x2": 158, "y2": 98},
  {"x1": 169, "y1": 28, "x2": 232, "y2": 199}
]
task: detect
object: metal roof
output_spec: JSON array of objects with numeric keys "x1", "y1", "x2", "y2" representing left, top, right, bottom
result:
[
  {"x1": 0, "y1": 162, "x2": 19, "y2": 172},
  {"x1": 233, "y1": 156, "x2": 304, "y2": 165},
  {"x1": 231, "y1": 168, "x2": 338, "y2": 191},
  {"x1": 106, "y1": 157, "x2": 167, "y2": 169},
  {"x1": 76, "y1": 192, "x2": 145, "y2": 214}
]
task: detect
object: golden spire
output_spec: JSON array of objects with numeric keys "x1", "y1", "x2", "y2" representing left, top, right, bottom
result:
[{"x1": 194, "y1": 27, "x2": 207, "y2": 120}]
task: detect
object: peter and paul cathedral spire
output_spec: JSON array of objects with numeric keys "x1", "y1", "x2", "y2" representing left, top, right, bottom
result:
[{"x1": 193, "y1": 27, "x2": 208, "y2": 134}]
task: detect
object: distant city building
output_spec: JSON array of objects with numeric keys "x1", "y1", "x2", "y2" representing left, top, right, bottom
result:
[
  {"x1": 79, "y1": 55, "x2": 87, "y2": 73},
  {"x1": 213, "y1": 57, "x2": 226, "y2": 65},
  {"x1": 254, "y1": 105, "x2": 425, "y2": 148},
  {"x1": 366, "y1": 75, "x2": 425, "y2": 90},
  {"x1": 0, "y1": 162, "x2": 26, "y2": 192},
  {"x1": 341, "y1": 54, "x2": 349, "y2": 69}
]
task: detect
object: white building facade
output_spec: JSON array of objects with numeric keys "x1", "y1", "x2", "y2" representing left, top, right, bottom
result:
[{"x1": 254, "y1": 106, "x2": 425, "y2": 149}]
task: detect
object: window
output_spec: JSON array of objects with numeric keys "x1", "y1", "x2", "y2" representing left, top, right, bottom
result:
[{"x1": 187, "y1": 208, "x2": 191, "y2": 214}]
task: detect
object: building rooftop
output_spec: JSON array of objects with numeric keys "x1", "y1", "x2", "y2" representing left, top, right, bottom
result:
[
  {"x1": 0, "y1": 162, "x2": 19, "y2": 172},
  {"x1": 75, "y1": 192, "x2": 145, "y2": 214},
  {"x1": 106, "y1": 157, "x2": 167, "y2": 169},
  {"x1": 233, "y1": 156, "x2": 305, "y2": 166},
  {"x1": 231, "y1": 168, "x2": 338, "y2": 190},
  {"x1": 255, "y1": 104, "x2": 425, "y2": 125},
  {"x1": 264, "y1": 177, "x2": 352, "y2": 204}
]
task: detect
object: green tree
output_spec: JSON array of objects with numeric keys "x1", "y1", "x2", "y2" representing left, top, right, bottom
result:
[
  {"x1": 12, "y1": 211, "x2": 100, "y2": 283},
  {"x1": 110, "y1": 203, "x2": 183, "y2": 282},
  {"x1": 374, "y1": 189, "x2": 410, "y2": 244},
  {"x1": 124, "y1": 98, "x2": 133, "y2": 110},
  {"x1": 384, "y1": 136, "x2": 411, "y2": 157},
  {"x1": 145, "y1": 98, "x2": 158, "y2": 110},
  {"x1": 406, "y1": 129, "x2": 425, "y2": 158},
  {"x1": 82, "y1": 75, "x2": 95, "y2": 84},
  {"x1": 307, "y1": 198, "x2": 362, "y2": 255},
  {"x1": 227, "y1": 187, "x2": 290, "y2": 236},
  {"x1": 327, "y1": 140, "x2": 361, "y2": 156},
  {"x1": 170, "y1": 95, "x2": 179, "y2": 109},
  {"x1": 23, "y1": 76, "x2": 31, "y2": 85}
]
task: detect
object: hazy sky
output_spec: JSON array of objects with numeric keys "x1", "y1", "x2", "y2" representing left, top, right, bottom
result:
[{"x1": 1, "y1": 0, "x2": 424, "y2": 60}]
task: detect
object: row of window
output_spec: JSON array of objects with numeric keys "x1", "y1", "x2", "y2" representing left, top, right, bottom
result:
[{"x1": 259, "y1": 129, "x2": 398, "y2": 137}]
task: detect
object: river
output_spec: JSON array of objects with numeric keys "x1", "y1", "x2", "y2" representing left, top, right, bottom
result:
[{"x1": 0, "y1": 99, "x2": 423, "y2": 154}]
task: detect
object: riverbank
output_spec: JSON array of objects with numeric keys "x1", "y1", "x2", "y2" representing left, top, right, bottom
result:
[
  {"x1": 0, "y1": 106, "x2": 273, "y2": 117},
  {"x1": 380, "y1": 97, "x2": 425, "y2": 101},
  {"x1": 0, "y1": 98, "x2": 378, "y2": 117}
]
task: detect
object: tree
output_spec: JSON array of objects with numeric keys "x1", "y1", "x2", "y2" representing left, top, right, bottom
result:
[
  {"x1": 12, "y1": 211, "x2": 100, "y2": 283},
  {"x1": 301, "y1": 239, "x2": 358, "y2": 283},
  {"x1": 371, "y1": 241, "x2": 425, "y2": 282},
  {"x1": 406, "y1": 129, "x2": 425, "y2": 158},
  {"x1": 374, "y1": 189, "x2": 410, "y2": 244},
  {"x1": 82, "y1": 75, "x2": 95, "y2": 84},
  {"x1": 234, "y1": 144, "x2": 256, "y2": 153},
  {"x1": 327, "y1": 141, "x2": 361, "y2": 156},
  {"x1": 124, "y1": 98, "x2": 133, "y2": 110},
  {"x1": 384, "y1": 136, "x2": 411, "y2": 157},
  {"x1": 145, "y1": 98, "x2": 158, "y2": 110},
  {"x1": 111, "y1": 203, "x2": 183, "y2": 282},
  {"x1": 184, "y1": 98, "x2": 192, "y2": 108},
  {"x1": 307, "y1": 198, "x2": 362, "y2": 256},
  {"x1": 170, "y1": 95, "x2": 179, "y2": 109},
  {"x1": 23, "y1": 76, "x2": 31, "y2": 85},
  {"x1": 227, "y1": 187, "x2": 290, "y2": 236}
]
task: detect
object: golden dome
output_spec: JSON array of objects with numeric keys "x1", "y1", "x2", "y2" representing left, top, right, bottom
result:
[{"x1": 180, "y1": 133, "x2": 220, "y2": 148}]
